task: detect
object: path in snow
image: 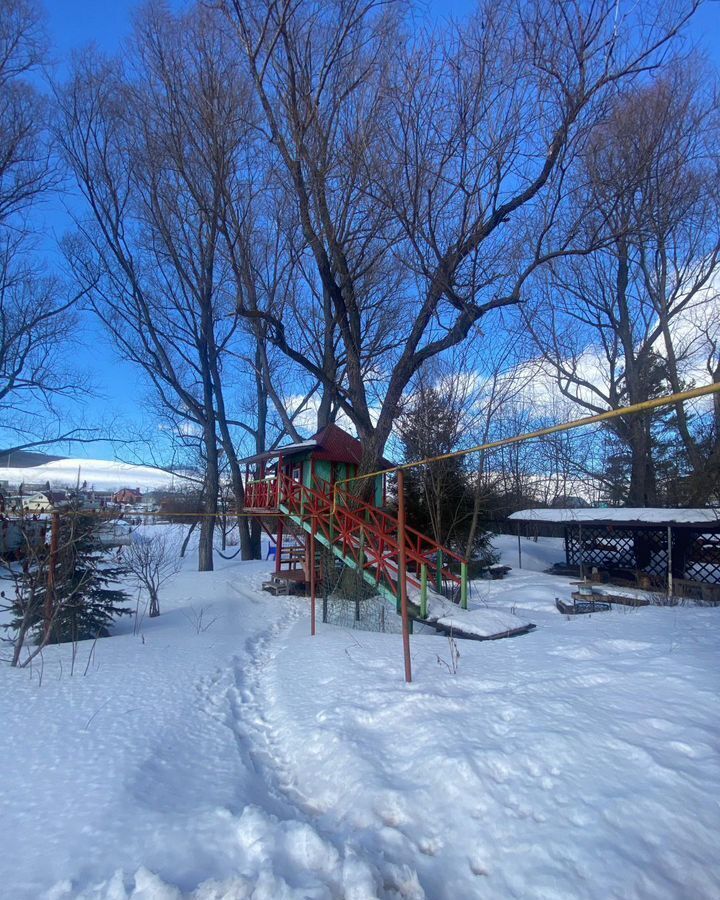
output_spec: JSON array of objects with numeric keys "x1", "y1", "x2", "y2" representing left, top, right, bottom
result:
[
  {"x1": 2, "y1": 535, "x2": 719, "y2": 899},
  {"x1": 0, "y1": 556, "x2": 387, "y2": 899},
  {"x1": 247, "y1": 562, "x2": 720, "y2": 900},
  {"x1": 233, "y1": 602, "x2": 425, "y2": 899}
]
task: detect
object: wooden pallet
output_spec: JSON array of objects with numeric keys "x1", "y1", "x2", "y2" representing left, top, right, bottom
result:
[
  {"x1": 557, "y1": 597, "x2": 610, "y2": 615},
  {"x1": 571, "y1": 589, "x2": 649, "y2": 608}
]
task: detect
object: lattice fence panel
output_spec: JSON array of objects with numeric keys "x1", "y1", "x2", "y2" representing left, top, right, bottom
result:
[
  {"x1": 567, "y1": 525, "x2": 667, "y2": 575},
  {"x1": 566, "y1": 524, "x2": 720, "y2": 585},
  {"x1": 687, "y1": 532, "x2": 720, "y2": 585}
]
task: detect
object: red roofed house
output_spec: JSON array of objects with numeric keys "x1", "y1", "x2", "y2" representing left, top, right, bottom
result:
[{"x1": 113, "y1": 487, "x2": 143, "y2": 505}]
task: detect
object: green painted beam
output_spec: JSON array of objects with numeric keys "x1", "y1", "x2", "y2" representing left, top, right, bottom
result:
[
  {"x1": 280, "y1": 506, "x2": 400, "y2": 608},
  {"x1": 420, "y1": 564, "x2": 428, "y2": 619}
]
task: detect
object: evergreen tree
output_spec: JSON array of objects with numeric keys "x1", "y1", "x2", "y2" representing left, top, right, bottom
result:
[
  {"x1": 601, "y1": 352, "x2": 675, "y2": 506},
  {"x1": 9, "y1": 512, "x2": 131, "y2": 645},
  {"x1": 398, "y1": 384, "x2": 498, "y2": 567}
]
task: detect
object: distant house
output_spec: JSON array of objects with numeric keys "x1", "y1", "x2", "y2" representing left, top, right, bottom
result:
[
  {"x1": 113, "y1": 487, "x2": 143, "y2": 505},
  {"x1": 22, "y1": 491, "x2": 68, "y2": 512}
]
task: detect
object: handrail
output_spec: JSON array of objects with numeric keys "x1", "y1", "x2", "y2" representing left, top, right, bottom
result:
[{"x1": 276, "y1": 471, "x2": 465, "y2": 603}]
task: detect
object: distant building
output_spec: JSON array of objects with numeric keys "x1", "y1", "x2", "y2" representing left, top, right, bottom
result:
[
  {"x1": 22, "y1": 491, "x2": 69, "y2": 512},
  {"x1": 113, "y1": 487, "x2": 143, "y2": 505}
]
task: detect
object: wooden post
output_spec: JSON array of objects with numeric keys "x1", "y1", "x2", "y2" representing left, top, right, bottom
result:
[
  {"x1": 461, "y1": 561, "x2": 468, "y2": 610},
  {"x1": 667, "y1": 525, "x2": 673, "y2": 600},
  {"x1": 310, "y1": 516, "x2": 316, "y2": 636},
  {"x1": 436, "y1": 549, "x2": 443, "y2": 593},
  {"x1": 578, "y1": 522, "x2": 584, "y2": 582},
  {"x1": 44, "y1": 510, "x2": 60, "y2": 639},
  {"x1": 420, "y1": 563, "x2": 428, "y2": 619},
  {"x1": 397, "y1": 469, "x2": 412, "y2": 683}
]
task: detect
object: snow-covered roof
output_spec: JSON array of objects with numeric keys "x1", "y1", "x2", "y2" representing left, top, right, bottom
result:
[
  {"x1": 509, "y1": 507, "x2": 720, "y2": 527},
  {"x1": 239, "y1": 440, "x2": 317, "y2": 465}
]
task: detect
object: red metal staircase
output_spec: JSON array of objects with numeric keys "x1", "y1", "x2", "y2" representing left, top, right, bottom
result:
[{"x1": 247, "y1": 472, "x2": 469, "y2": 618}]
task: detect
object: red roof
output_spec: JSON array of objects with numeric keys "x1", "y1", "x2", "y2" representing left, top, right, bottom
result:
[
  {"x1": 239, "y1": 423, "x2": 393, "y2": 468},
  {"x1": 310, "y1": 423, "x2": 363, "y2": 464}
]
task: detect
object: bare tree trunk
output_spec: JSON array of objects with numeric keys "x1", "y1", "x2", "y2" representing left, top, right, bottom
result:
[
  {"x1": 626, "y1": 418, "x2": 657, "y2": 507},
  {"x1": 180, "y1": 522, "x2": 197, "y2": 558},
  {"x1": 198, "y1": 421, "x2": 219, "y2": 573},
  {"x1": 249, "y1": 333, "x2": 267, "y2": 559}
]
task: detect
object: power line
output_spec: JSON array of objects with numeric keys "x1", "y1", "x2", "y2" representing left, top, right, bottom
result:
[{"x1": 334, "y1": 381, "x2": 720, "y2": 496}]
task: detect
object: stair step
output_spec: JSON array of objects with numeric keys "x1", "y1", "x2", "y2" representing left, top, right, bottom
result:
[{"x1": 275, "y1": 479, "x2": 467, "y2": 616}]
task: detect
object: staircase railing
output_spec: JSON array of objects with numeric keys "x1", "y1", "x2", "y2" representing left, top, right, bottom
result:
[{"x1": 275, "y1": 471, "x2": 468, "y2": 616}]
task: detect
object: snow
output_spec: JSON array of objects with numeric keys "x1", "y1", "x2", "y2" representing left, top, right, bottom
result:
[
  {"x1": 240, "y1": 440, "x2": 317, "y2": 464},
  {"x1": 510, "y1": 507, "x2": 720, "y2": 526},
  {"x1": 492, "y1": 533, "x2": 565, "y2": 571},
  {"x1": 424, "y1": 592, "x2": 532, "y2": 637},
  {"x1": 0, "y1": 457, "x2": 181, "y2": 492},
  {"x1": 1, "y1": 532, "x2": 719, "y2": 899}
]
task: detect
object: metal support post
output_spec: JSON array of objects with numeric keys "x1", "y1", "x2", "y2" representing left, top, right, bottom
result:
[
  {"x1": 44, "y1": 511, "x2": 60, "y2": 639},
  {"x1": 397, "y1": 469, "x2": 412, "y2": 683},
  {"x1": 310, "y1": 516, "x2": 316, "y2": 635}
]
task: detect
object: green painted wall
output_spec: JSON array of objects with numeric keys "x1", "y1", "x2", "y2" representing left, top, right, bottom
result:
[
  {"x1": 374, "y1": 474, "x2": 383, "y2": 507},
  {"x1": 314, "y1": 459, "x2": 332, "y2": 484},
  {"x1": 291, "y1": 455, "x2": 385, "y2": 508}
]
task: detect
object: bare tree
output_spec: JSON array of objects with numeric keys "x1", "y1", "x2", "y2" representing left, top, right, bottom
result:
[
  {"x1": 632, "y1": 70, "x2": 720, "y2": 501},
  {"x1": 221, "y1": 0, "x2": 697, "y2": 473},
  {"x1": 526, "y1": 68, "x2": 720, "y2": 505},
  {"x1": 0, "y1": 0, "x2": 50, "y2": 224},
  {"x1": 0, "y1": 1, "x2": 90, "y2": 450},
  {"x1": 123, "y1": 531, "x2": 180, "y2": 617},
  {"x1": 57, "y1": 5, "x2": 266, "y2": 568}
]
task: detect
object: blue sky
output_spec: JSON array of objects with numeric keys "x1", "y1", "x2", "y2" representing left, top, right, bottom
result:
[
  {"x1": 24, "y1": 0, "x2": 720, "y2": 461},
  {"x1": 33, "y1": 1, "x2": 190, "y2": 460}
]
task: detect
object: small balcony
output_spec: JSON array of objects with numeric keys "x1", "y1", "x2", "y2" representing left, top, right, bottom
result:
[{"x1": 244, "y1": 477, "x2": 279, "y2": 511}]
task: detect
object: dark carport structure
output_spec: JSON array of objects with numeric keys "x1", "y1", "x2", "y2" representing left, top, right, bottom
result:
[{"x1": 508, "y1": 508, "x2": 720, "y2": 602}]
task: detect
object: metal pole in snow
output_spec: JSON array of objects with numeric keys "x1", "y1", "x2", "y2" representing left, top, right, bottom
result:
[
  {"x1": 397, "y1": 469, "x2": 412, "y2": 684},
  {"x1": 578, "y1": 522, "x2": 584, "y2": 582},
  {"x1": 310, "y1": 516, "x2": 316, "y2": 636},
  {"x1": 517, "y1": 522, "x2": 522, "y2": 569},
  {"x1": 45, "y1": 510, "x2": 60, "y2": 639},
  {"x1": 460, "y1": 561, "x2": 468, "y2": 609},
  {"x1": 667, "y1": 525, "x2": 673, "y2": 600}
]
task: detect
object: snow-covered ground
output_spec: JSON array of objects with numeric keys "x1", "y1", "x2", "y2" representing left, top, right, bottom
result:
[{"x1": 1, "y1": 532, "x2": 719, "y2": 899}]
